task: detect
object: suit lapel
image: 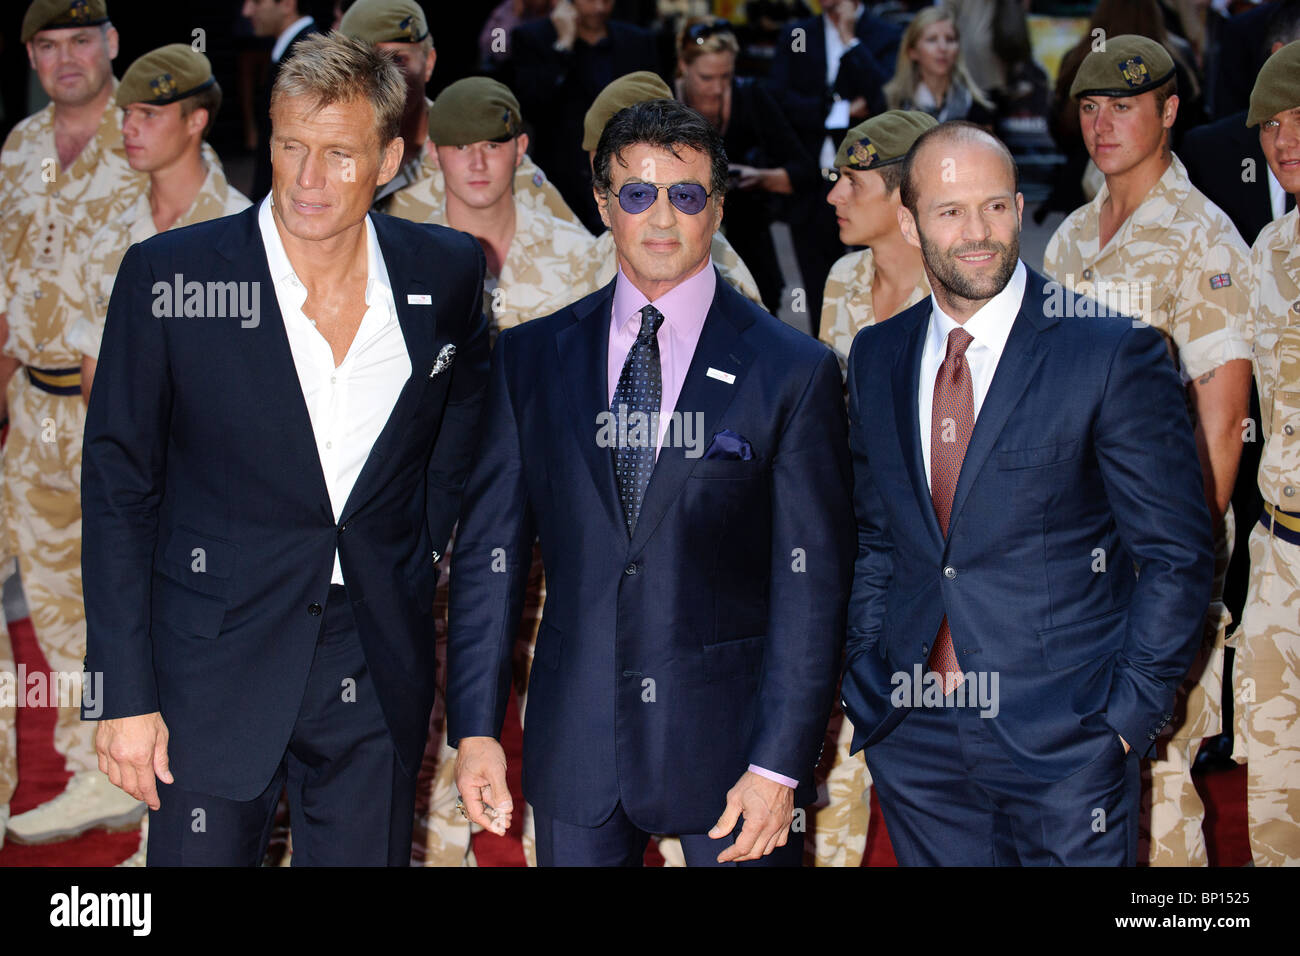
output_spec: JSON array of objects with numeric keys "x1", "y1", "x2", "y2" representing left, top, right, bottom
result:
[
  {"x1": 947, "y1": 272, "x2": 1054, "y2": 535},
  {"x1": 891, "y1": 306, "x2": 943, "y2": 548},
  {"x1": 219, "y1": 207, "x2": 333, "y2": 514},
  {"x1": 339, "y1": 214, "x2": 439, "y2": 523},
  {"x1": 556, "y1": 281, "x2": 625, "y2": 533},
  {"x1": 628, "y1": 276, "x2": 755, "y2": 555}
]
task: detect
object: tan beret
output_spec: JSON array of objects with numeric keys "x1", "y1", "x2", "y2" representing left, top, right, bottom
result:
[
  {"x1": 834, "y1": 110, "x2": 937, "y2": 171},
  {"x1": 428, "y1": 77, "x2": 521, "y2": 147},
  {"x1": 1070, "y1": 34, "x2": 1175, "y2": 99},
  {"x1": 22, "y1": 0, "x2": 108, "y2": 43},
  {"x1": 116, "y1": 44, "x2": 215, "y2": 107},
  {"x1": 338, "y1": 0, "x2": 430, "y2": 45},
  {"x1": 1248, "y1": 40, "x2": 1300, "y2": 127},
  {"x1": 582, "y1": 71, "x2": 672, "y2": 151}
]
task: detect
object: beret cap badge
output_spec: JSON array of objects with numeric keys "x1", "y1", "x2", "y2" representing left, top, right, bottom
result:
[
  {"x1": 1119, "y1": 57, "x2": 1149, "y2": 89},
  {"x1": 68, "y1": 0, "x2": 91, "y2": 23},
  {"x1": 848, "y1": 139, "x2": 878, "y2": 168},
  {"x1": 149, "y1": 73, "x2": 177, "y2": 100}
]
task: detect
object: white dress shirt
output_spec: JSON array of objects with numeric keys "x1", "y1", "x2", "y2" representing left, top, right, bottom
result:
[
  {"x1": 257, "y1": 198, "x2": 411, "y2": 584},
  {"x1": 919, "y1": 260, "x2": 1027, "y2": 489},
  {"x1": 819, "y1": 12, "x2": 861, "y2": 169},
  {"x1": 271, "y1": 15, "x2": 315, "y2": 63}
]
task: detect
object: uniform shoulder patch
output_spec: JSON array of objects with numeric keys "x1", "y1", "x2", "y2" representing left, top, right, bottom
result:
[{"x1": 1209, "y1": 273, "x2": 1232, "y2": 290}]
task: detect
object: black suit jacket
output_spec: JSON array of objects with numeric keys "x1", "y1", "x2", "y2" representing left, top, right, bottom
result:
[
  {"x1": 252, "y1": 19, "x2": 321, "y2": 200},
  {"x1": 447, "y1": 271, "x2": 855, "y2": 833},
  {"x1": 1181, "y1": 113, "x2": 1279, "y2": 246},
  {"x1": 82, "y1": 205, "x2": 490, "y2": 800},
  {"x1": 842, "y1": 267, "x2": 1213, "y2": 780},
  {"x1": 769, "y1": 16, "x2": 888, "y2": 165}
]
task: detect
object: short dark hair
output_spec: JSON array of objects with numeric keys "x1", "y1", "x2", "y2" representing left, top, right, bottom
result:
[
  {"x1": 180, "y1": 80, "x2": 222, "y2": 139},
  {"x1": 1152, "y1": 74, "x2": 1178, "y2": 117},
  {"x1": 1267, "y1": 0, "x2": 1300, "y2": 48},
  {"x1": 876, "y1": 162, "x2": 904, "y2": 195},
  {"x1": 592, "y1": 98, "x2": 728, "y2": 202},
  {"x1": 899, "y1": 120, "x2": 1019, "y2": 216}
]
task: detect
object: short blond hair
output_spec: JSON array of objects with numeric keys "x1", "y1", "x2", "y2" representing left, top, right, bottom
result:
[{"x1": 270, "y1": 32, "x2": 405, "y2": 146}]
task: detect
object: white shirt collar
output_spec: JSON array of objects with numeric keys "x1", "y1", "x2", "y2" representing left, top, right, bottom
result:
[
  {"x1": 927, "y1": 259, "x2": 1027, "y2": 359},
  {"x1": 272, "y1": 15, "x2": 315, "y2": 63},
  {"x1": 256, "y1": 196, "x2": 393, "y2": 313}
]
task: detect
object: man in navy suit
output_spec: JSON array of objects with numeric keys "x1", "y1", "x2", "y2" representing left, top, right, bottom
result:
[
  {"x1": 448, "y1": 98, "x2": 854, "y2": 866},
  {"x1": 841, "y1": 121, "x2": 1214, "y2": 865},
  {"x1": 81, "y1": 33, "x2": 489, "y2": 865}
]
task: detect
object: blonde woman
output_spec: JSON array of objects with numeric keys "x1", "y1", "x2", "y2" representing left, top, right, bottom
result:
[{"x1": 883, "y1": 7, "x2": 994, "y2": 126}]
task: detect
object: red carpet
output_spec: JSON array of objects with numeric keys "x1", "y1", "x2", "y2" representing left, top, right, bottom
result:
[{"x1": 1, "y1": 616, "x2": 1250, "y2": 867}]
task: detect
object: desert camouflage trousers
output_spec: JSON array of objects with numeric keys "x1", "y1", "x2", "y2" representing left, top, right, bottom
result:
[
  {"x1": 0, "y1": 374, "x2": 93, "y2": 776},
  {"x1": 806, "y1": 700, "x2": 871, "y2": 866},
  {"x1": 1229, "y1": 520, "x2": 1300, "y2": 866},
  {"x1": 1141, "y1": 507, "x2": 1233, "y2": 867}
]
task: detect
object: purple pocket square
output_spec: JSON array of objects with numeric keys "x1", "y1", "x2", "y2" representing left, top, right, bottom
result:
[{"x1": 703, "y1": 429, "x2": 754, "y2": 460}]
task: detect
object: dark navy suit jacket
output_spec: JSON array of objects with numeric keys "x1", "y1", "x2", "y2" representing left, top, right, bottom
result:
[
  {"x1": 841, "y1": 267, "x2": 1214, "y2": 781},
  {"x1": 447, "y1": 270, "x2": 855, "y2": 833},
  {"x1": 81, "y1": 205, "x2": 490, "y2": 800}
]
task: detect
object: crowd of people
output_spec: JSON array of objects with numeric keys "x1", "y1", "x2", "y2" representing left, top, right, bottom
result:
[{"x1": 0, "y1": 0, "x2": 1296, "y2": 868}]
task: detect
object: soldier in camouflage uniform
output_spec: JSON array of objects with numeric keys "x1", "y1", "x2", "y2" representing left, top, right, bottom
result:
[
  {"x1": 71, "y1": 47, "x2": 251, "y2": 398},
  {"x1": 1235, "y1": 41, "x2": 1300, "y2": 867},
  {"x1": 579, "y1": 72, "x2": 763, "y2": 310},
  {"x1": 0, "y1": 0, "x2": 149, "y2": 845},
  {"x1": 404, "y1": 78, "x2": 596, "y2": 867},
  {"x1": 9, "y1": 43, "x2": 248, "y2": 856},
  {"x1": 338, "y1": 0, "x2": 581, "y2": 228},
  {"x1": 1043, "y1": 36, "x2": 1253, "y2": 867},
  {"x1": 800, "y1": 111, "x2": 936, "y2": 868},
  {"x1": 819, "y1": 112, "x2": 935, "y2": 376}
]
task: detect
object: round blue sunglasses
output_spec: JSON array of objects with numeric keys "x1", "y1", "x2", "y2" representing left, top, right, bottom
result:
[{"x1": 616, "y1": 181, "x2": 714, "y2": 216}]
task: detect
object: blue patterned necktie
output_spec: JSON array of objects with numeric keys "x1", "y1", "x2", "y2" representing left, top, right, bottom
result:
[{"x1": 611, "y1": 304, "x2": 664, "y2": 536}]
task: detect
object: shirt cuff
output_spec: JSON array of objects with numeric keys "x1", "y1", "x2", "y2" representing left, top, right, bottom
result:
[{"x1": 748, "y1": 764, "x2": 798, "y2": 788}]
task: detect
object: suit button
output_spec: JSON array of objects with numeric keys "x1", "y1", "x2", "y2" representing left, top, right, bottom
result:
[
  {"x1": 921, "y1": 644, "x2": 929, "y2": 655},
  {"x1": 1292, "y1": 300, "x2": 1300, "y2": 314},
  {"x1": 943, "y1": 566, "x2": 956, "y2": 579},
  {"x1": 337, "y1": 523, "x2": 347, "y2": 534},
  {"x1": 308, "y1": 603, "x2": 322, "y2": 616},
  {"x1": 1082, "y1": 268, "x2": 1093, "y2": 280},
  {"x1": 1286, "y1": 425, "x2": 1295, "y2": 436},
  {"x1": 624, "y1": 563, "x2": 639, "y2": 575},
  {"x1": 1286, "y1": 486, "x2": 1296, "y2": 497},
  {"x1": 1148, "y1": 731, "x2": 1157, "y2": 740}
]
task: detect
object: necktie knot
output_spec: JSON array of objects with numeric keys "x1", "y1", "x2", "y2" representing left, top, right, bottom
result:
[
  {"x1": 945, "y1": 326, "x2": 974, "y2": 362},
  {"x1": 638, "y1": 304, "x2": 664, "y2": 343}
]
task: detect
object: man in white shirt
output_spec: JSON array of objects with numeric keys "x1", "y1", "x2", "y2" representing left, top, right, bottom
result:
[
  {"x1": 841, "y1": 121, "x2": 1213, "y2": 865},
  {"x1": 244, "y1": 0, "x2": 320, "y2": 198},
  {"x1": 80, "y1": 32, "x2": 490, "y2": 866}
]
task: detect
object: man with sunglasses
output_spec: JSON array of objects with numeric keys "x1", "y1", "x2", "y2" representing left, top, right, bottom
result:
[{"x1": 448, "y1": 98, "x2": 854, "y2": 866}]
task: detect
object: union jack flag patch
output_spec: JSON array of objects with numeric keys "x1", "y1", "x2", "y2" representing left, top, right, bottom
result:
[{"x1": 1210, "y1": 273, "x2": 1232, "y2": 289}]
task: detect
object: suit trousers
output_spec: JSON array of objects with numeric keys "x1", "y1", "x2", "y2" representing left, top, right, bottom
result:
[
  {"x1": 865, "y1": 690, "x2": 1140, "y2": 866},
  {"x1": 533, "y1": 801, "x2": 804, "y2": 867},
  {"x1": 147, "y1": 585, "x2": 417, "y2": 866}
]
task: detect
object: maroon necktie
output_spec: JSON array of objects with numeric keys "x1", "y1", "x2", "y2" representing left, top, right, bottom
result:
[{"x1": 928, "y1": 327, "x2": 975, "y2": 695}]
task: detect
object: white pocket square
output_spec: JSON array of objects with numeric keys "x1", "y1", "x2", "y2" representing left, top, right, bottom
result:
[{"x1": 430, "y1": 344, "x2": 456, "y2": 377}]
